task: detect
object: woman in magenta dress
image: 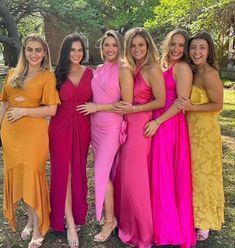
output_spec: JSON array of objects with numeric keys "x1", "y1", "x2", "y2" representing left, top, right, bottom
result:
[
  {"x1": 113, "y1": 27, "x2": 165, "y2": 248},
  {"x1": 145, "y1": 29, "x2": 196, "y2": 248},
  {"x1": 78, "y1": 30, "x2": 133, "y2": 242},
  {"x1": 49, "y1": 34, "x2": 93, "y2": 248}
]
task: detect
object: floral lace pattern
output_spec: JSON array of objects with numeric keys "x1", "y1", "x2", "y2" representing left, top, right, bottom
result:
[{"x1": 186, "y1": 86, "x2": 224, "y2": 230}]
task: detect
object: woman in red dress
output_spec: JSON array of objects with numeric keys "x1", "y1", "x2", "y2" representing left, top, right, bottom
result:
[{"x1": 49, "y1": 33, "x2": 93, "y2": 248}]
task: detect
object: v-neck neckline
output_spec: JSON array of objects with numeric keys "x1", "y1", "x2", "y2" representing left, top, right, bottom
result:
[
  {"x1": 67, "y1": 67, "x2": 87, "y2": 88},
  {"x1": 22, "y1": 70, "x2": 42, "y2": 88}
]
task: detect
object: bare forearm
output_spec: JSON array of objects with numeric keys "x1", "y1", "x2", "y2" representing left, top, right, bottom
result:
[
  {"x1": 157, "y1": 105, "x2": 181, "y2": 124},
  {"x1": 24, "y1": 105, "x2": 57, "y2": 118},
  {"x1": 134, "y1": 100, "x2": 164, "y2": 113},
  {"x1": 95, "y1": 103, "x2": 114, "y2": 112},
  {"x1": 190, "y1": 102, "x2": 223, "y2": 112}
]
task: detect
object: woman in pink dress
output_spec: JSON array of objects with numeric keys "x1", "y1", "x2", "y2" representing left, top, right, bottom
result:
[
  {"x1": 145, "y1": 29, "x2": 196, "y2": 248},
  {"x1": 49, "y1": 34, "x2": 93, "y2": 248},
  {"x1": 113, "y1": 27, "x2": 165, "y2": 248},
  {"x1": 78, "y1": 30, "x2": 133, "y2": 242}
]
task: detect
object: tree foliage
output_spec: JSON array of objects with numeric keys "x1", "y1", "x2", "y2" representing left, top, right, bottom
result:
[
  {"x1": 0, "y1": 0, "x2": 233, "y2": 67},
  {"x1": 145, "y1": 0, "x2": 235, "y2": 67},
  {"x1": 0, "y1": 0, "x2": 160, "y2": 66}
]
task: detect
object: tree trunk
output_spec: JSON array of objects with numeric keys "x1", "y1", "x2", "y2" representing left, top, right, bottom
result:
[{"x1": 0, "y1": 3, "x2": 21, "y2": 66}]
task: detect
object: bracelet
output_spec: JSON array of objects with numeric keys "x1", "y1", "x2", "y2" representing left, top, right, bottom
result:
[
  {"x1": 155, "y1": 119, "x2": 160, "y2": 126},
  {"x1": 133, "y1": 105, "x2": 136, "y2": 113}
]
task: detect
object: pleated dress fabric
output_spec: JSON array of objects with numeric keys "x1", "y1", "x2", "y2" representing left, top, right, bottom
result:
[{"x1": 49, "y1": 68, "x2": 93, "y2": 231}]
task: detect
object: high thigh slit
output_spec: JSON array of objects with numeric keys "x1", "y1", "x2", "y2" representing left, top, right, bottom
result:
[{"x1": 49, "y1": 68, "x2": 93, "y2": 231}]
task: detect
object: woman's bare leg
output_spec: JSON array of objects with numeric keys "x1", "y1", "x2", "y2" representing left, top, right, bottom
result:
[
  {"x1": 94, "y1": 179, "x2": 117, "y2": 242},
  {"x1": 65, "y1": 165, "x2": 79, "y2": 247}
]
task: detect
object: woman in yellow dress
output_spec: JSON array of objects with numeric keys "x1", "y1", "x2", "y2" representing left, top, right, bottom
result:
[
  {"x1": 0, "y1": 34, "x2": 60, "y2": 248},
  {"x1": 175, "y1": 31, "x2": 224, "y2": 241}
]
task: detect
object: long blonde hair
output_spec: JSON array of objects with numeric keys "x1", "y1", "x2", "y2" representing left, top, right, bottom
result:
[
  {"x1": 124, "y1": 27, "x2": 159, "y2": 71},
  {"x1": 161, "y1": 29, "x2": 189, "y2": 69},
  {"x1": 10, "y1": 33, "x2": 51, "y2": 88}
]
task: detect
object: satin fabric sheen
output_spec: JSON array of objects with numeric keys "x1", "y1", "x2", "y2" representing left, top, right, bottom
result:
[
  {"x1": 151, "y1": 65, "x2": 196, "y2": 248},
  {"x1": 114, "y1": 68, "x2": 154, "y2": 248}
]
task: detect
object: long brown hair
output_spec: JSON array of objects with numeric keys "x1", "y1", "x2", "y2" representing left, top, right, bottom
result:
[
  {"x1": 188, "y1": 31, "x2": 219, "y2": 71},
  {"x1": 55, "y1": 33, "x2": 86, "y2": 90},
  {"x1": 10, "y1": 33, "x2": 51, "y2": 88},
  {"x1": 161, "y1": 29, "x2": 189, "y2": 69}
]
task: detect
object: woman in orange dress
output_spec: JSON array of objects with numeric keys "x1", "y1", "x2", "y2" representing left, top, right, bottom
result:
[{"x1": 0, "y1": 34, "x2": 60, "y2": 248}]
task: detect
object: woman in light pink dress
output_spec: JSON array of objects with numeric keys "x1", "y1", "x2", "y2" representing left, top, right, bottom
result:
[
  {"x1": 113, "y1": 27, "x2": 165, "y2": 248},
  {"x1": 145, "y1": 29, "x2": 196, "y2": 248},
  {"x1": 78, "y1": 30, "x2": 133, "y2": 242}
]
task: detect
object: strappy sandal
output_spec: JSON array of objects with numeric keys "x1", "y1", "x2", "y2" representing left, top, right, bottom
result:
[
  {"x1": 66, "y1": 224, "x2": 81, "y2": 232},
  {"x1": 28, "y1": 237, "x2": 44, "y2": 248},
  {"x1": 21, "y1": 226, "x2": 33, "y2": 240},
  {"x1": 99, "y1": 217, "x2": 105, "y2": 226},
  {"x1": 196, "y1": 229, "x2": 209, "y2": 241},
  {"x1": 67, "y1": 227, "x2": 79, "y2": 248},
  {"x1": 94, "y1": 218, "x2": 117, "y2": 242}
]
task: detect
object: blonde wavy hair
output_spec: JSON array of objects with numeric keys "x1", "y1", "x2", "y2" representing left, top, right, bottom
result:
[
  {"x1": 124, "y1": 27, "x2": 159, "y2": 71},
  {"x1": 10, "y1": 33, "x2": 51, "y2": 88},
  {"x1": 161, "y1": 29, "x2": 189, "y2": 69},
  {"x1": 100, "y1": 30, "x2": 124, "y2": 62}
]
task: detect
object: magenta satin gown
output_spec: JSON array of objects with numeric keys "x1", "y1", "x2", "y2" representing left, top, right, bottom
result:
[
  {"x1": 91, "y1": 62, "x2": 123, "y2": 221},
  {"x1": 151, "y1": 65, "x2": 196, "y2": 247},
  {"x1": 115, "y1": 68, "x2": 153, "y2": 248},
  {"x1": 49, "y1": 68, "x2": 93, "y2": 231}
]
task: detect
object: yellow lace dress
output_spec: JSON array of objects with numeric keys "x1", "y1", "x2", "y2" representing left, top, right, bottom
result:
[{"x1": 186, "y1": 86, "x2": 224, "y2": 230}]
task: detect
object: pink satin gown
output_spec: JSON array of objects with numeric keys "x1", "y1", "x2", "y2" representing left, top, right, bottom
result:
[
  {"x1": 91, "y1": 62, "x2": 123, "y2": 221},
  {"x1": 151, "y1": 65, "x2": 196, "y2": 247},
  {"x1": 114, "y1": 67, "x2": 153, "y2": 248},
  {"x1": 49, "y1": 68, "x2": 93, "y2": 231}
]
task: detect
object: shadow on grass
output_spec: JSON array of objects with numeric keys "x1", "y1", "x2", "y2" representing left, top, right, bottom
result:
[{"x1": 221, "y1": 109, "x2": 235, "y2": 119}]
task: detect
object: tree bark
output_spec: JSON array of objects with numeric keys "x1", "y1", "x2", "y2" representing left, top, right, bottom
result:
[{"x1": 0, "y1": 3, "x2": 21, "y2": 66}]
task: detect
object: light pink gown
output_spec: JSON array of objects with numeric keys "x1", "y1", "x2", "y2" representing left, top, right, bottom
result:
[
  {"x1": 114, "y1": 67, "x2": 153, "y2": 248},
  {"x1": 151, "y1": 65, "x2": 196, "y2": 248},
  {"x1": 91, "y1": 62, "x2": 123, "y2": 220}
]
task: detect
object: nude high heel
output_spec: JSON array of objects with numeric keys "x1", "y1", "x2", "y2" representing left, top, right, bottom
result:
[{"x1": 94, "y1": 218, "x2": 117, "y2": 242}]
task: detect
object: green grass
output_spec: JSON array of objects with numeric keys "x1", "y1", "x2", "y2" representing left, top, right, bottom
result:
[{"x1": 223, "y1": 80, "x2": 235, "y2": 89}]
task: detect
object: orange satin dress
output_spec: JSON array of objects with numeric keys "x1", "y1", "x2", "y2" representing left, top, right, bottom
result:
[{"x1": 0, "y1": 69, "x2": 60, "y2": 235}]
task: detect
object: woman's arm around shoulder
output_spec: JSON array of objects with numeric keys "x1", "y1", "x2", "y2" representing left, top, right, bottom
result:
[
  {"x1": 146, "y1": 63, "x2": 166, "y2": 109},
  {"x1": 202, "y1": 67, "x2": 223, "y2": 111},
  {"x1": 119, "y1": 65, "x2": 133, "y2": 103},
  {"x1": 174, "y1": 62, "x2": 192, "y2": 99},
  {"x1": 144, "y1": 62, "x2": 192, "y2": 137},
  {"x1": 175, "y1": 66, "x2": 223, "y2": 112}
]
